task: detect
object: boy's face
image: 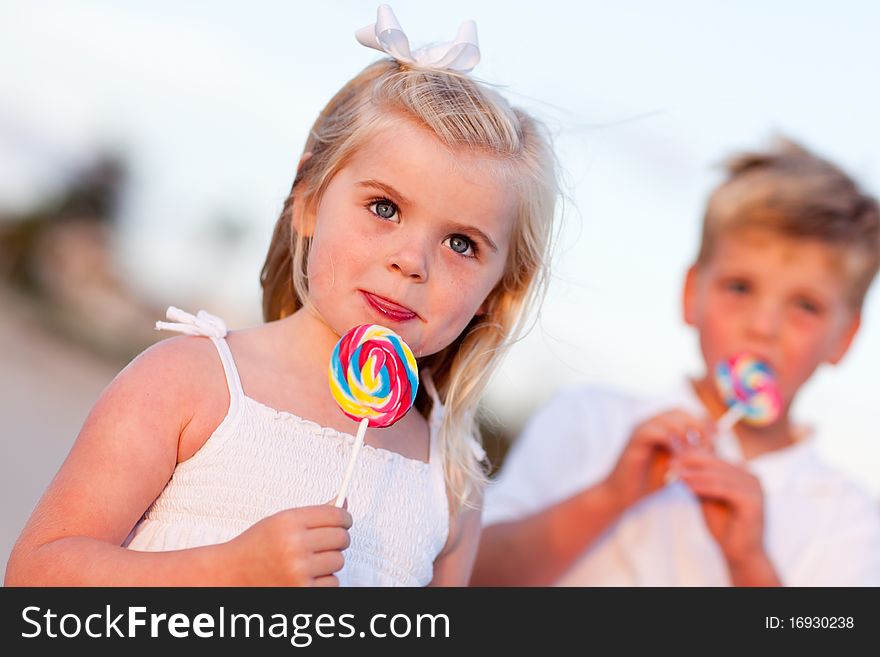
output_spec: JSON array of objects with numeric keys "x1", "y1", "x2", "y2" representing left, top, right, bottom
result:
[{"x1": 684, "y1": 229, "x2": 861, "y2": 417}]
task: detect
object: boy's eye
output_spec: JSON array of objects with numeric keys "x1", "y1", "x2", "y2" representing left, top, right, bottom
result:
[
  {"x1": 369, "y1": 199, "x2": 398, "y2": 221},
  {"x1": 795, "y1": 298, "x2": 821, "y2": 315},
  {"x1": 725, "y1": 279, "x2": 750, "y2": 294},
  {"x1": 443, "y1": 234, "x2": 476, "y2": 257}
]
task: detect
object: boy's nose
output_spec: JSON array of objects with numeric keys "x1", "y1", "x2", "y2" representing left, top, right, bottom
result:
[
  {"x1": 386, "y1": 242, "x2": 428, "y2": 282},
  {"x1": 745, "y1": 299, "x2": 782, "y2": 341}
]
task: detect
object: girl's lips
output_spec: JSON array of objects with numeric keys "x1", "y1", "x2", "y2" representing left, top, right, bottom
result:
[{"x1": 360, "y1": 291, "x2": 419, "y2": 322}]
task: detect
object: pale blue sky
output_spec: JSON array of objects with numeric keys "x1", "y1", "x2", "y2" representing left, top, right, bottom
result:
[{"x1": 1, "y1": 0, "x2": 878, "y2": 494}]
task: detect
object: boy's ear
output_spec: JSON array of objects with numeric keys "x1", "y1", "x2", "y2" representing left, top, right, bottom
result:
[
  {"x1": 682, "y1": 264, "x2": 700, "y2": 326},
  {"x1": 292, "y1": 152, "x2": 316, "y2": 236},
  {"x1": 827, "y1": 311, "x2": 861, "y2": 365}
]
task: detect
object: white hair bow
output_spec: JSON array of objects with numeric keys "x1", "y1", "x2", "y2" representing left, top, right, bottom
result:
[{"x1": 355, "y1": 4, "x2": 480, "y2": 73}]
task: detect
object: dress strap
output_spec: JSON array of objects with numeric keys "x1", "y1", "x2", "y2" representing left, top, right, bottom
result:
[{"x1": 155, "y1": 306, "x2": 246, "y2": 410}]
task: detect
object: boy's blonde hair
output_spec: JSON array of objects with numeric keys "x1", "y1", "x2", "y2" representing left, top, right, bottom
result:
[
  {"x1": 697, "y1": 138, "x2": 880, "y2": 308},
  {"x1": 260, "y1": 59, "x2": 558, "y2": 510}
]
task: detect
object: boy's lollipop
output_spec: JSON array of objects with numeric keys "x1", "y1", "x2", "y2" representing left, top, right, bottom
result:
[
  {"x1": 714, "y1": 352, "x2": 782, "y2": 435},
  {"x1": 329, "y1": 324, "x2": 419, "y2": 507}
]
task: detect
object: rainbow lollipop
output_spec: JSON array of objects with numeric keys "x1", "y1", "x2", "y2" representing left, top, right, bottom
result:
[
  {"x1": 714, "y1": 352, "x2": 782, "y2": 434},
  {"x1": 329, "y1": 324, "x2": 418, "y2": 507}
]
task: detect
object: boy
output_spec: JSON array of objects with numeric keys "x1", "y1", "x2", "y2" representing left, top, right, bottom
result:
[{"x1": 472, "y1": 139, "x2": 880, "y2": 586}]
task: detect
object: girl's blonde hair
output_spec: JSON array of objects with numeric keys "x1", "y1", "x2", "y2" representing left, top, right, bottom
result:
[{"x1": 260, "y1": 59, "x2": 558, "y2": 510}]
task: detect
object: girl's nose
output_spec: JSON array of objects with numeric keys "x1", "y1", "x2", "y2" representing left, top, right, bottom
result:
[{"x1": 386, "y1": 242, "x2": 428, "y2": 282}]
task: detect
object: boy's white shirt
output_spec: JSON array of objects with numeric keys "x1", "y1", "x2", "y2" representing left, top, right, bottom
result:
[{"x1": 483, "y1": 382, "x2": 880, "y2": 586}]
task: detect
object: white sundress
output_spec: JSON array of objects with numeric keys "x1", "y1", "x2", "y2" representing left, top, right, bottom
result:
[{"x1": 123, "y1": 307, "x2": 450, "y2": 586}]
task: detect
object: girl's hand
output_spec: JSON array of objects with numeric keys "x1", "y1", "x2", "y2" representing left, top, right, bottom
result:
[
  {"x1": 226, "y1": 502, "x2": 352, "y2": 586},
  {"x1": 673, "y1": 449, "x2": 769, "y2": 570},
  {"x1": 602, "y1": 410, "x2": 713, "y2": 514}
]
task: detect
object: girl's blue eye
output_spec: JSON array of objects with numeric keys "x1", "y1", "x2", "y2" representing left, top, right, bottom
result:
[
  {"x1": 444, "y1": 234, "x2": 475, "y2": 257},
  {"x1": 370, "y1": 200, "x2": 398, "y2": 220}
]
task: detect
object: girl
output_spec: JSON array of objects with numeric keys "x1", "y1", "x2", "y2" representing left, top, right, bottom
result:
[{"x1": 5, "y1": 5, "x2": 558, "y2": 586}]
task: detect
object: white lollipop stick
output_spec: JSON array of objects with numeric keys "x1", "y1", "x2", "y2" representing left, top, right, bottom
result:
[
  {"x1": 716, "y1": 404, "x2": 746, "y2": 435},
  {"x1": 666, "y1": 404, "x2": 748, "y2": 485},
  {"x1": 714, "y1": 404, "x2": 747, "y2": 462},
  {"x1": 335, "y1": 418, "x2": 369, "y2": 508}
]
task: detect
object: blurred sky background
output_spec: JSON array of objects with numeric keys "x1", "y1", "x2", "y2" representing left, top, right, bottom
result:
[{"x1": 1, "y1": 0, "x2": 878, "y2": 567}]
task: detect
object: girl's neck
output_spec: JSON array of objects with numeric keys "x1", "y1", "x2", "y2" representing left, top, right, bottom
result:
[
  {"x1": 690, "y1": 375, "x2": 798, "y2": 460},
  {"x1": 275, "y1": 306, "x2": 341, "y2": 367}
]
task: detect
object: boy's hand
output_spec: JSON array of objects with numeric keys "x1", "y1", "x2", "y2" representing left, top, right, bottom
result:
[
  {"x1": 673, "y1": 449, "x2": 768, "y2": 569},
  {"x1": 602, "y1": 410, "x2": 713, "y2": 514},
  {"x1": 226, "y1": 501, "x2": 352, "y2": 586}
]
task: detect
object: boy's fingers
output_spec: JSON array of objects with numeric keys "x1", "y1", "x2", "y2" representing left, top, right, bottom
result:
[
  {"x1": 670, "y1": 449, "x2": 730, "y2": 481},
  {"x1": 703, "y1": 416, "x2": 718, "y2": 438},
  {"x1": 677, "y1": 448, "x2": 742, "y2": 470},
  {"x1": 681, "y1": 472, "x2": 759, "y2": 509},
  {"x1": 684, "y1": 428, "x2": 702, "y2": 448},
  {"x1": 700, "y1": 422, "x2": 717, "y2": 451},
  {"x1": 678, "y1": 460, "x2": 757, "y2": 494},
  {"x1": 678, "y1": 471, "x2": 735, "y2": 502},
  {"x1": 631, "y1": 423, "x2": 679, "y2": 450}
]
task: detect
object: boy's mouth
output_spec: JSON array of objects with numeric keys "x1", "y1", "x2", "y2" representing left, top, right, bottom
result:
[
  {"x1": 359, "y1": 290, "x2": 420, "y2": 323},
  {"x1": 729, "y1": 350, "x2": 777, "y2": 372}
]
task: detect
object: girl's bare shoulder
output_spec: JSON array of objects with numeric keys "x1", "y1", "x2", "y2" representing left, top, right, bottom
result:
[
  {"x1": 112, "y1": 335, "x2": 231, "y2": 460},
  {"x1": 125, "y1": 335, "x2": 228, "y2": 399}
]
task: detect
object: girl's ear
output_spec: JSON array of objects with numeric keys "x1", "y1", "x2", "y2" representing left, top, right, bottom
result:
[
  {"x1": 292, "y1": 152, "x2": 316, "y2": 236},
  {"x1": 292, "y1": 196, "x2": 315, "y2": 236},
  {"x1": 475, "y1": 289, "x2": 496, "y2": 317}
]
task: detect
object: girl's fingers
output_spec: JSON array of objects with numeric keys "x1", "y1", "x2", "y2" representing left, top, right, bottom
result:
[
  {"x1": 312, "y1": 575, "x2": 340, "y2": 587},
  {"x1": 310, "y1": 550, "x2": 346, "y2": 577},
  {"x1": 298, "y1": 504, "x2": 353, "y2": 529},
  {"x1": 308, "y1": 527, "x2": 351, "y2": 552}
]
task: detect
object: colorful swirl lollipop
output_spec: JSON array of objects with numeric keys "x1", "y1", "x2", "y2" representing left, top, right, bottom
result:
[
  {"x1": 329, "y1": 324, "x2": 419, "y2": 507},
  {"x1": 714, "y1": 352, "x2": 782, "y2": 431},
  {"x1": 329, "y1": 324, "x2": 418, "y2": 428}
]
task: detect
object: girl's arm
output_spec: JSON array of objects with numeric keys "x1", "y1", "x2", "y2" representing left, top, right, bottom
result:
[
  {"x1": 5, "y1": 336, "x2": 232, "y2": 585},
  {"x1": 428, "y1": 487, "x2": 483, "y2": 587},
  {"x1": 4, "y1": 337, "x2": 350, "y2": 586}
]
